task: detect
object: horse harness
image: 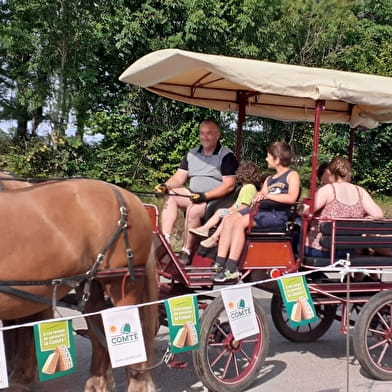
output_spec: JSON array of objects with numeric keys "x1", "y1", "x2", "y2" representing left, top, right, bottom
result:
[{"x1": 0, "y1": 182, "x2": 143, "y2": 312}]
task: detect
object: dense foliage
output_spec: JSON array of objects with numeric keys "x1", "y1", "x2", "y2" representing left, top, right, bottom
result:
[{"x1": 1, "y1": 0, "x2": 391, "y2": 194}]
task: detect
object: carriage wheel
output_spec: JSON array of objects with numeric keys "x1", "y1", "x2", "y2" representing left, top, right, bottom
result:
[
  {"x1": 192, "y1": 296, "x2": 269, "y2": 392},
  {"x1": 353, "y1": 291, "x2": 392, "y2": 380},
  {"x1": 270, "y1": 292, "x2": 336, "y2": 342}
]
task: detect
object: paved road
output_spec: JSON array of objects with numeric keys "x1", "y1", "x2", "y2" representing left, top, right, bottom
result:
[{"x1": 30, "y1": 289, "x2": 392, "y2": 392}]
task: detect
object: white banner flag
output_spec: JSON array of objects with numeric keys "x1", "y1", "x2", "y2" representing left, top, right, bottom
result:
[
  {"x1": 0, "y1": 330, "x2": 9, "y2": 388},
  {"x1": 101, "y1": 306, "x2": 147, "y2": 368},
  {"x1": 221, "y1": 287, "x2": 259, "y2": 341}
]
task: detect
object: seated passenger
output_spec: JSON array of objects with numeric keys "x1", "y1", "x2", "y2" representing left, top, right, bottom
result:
[
  {"x1": 189, "y1": 161, "x2": 264, "y2": 248},
  {"x1": 317, "y1": 161, "x2": 332, "y2": 186},
  {"x1": 305, "y1": 156, "x2": 384, "y2": 258},
  {"x1": 154, "y1": 118, "x2": 238, "y2": 265},
  {"x1": 211, "y1": 141, "x2": 300, "y2": 282}
]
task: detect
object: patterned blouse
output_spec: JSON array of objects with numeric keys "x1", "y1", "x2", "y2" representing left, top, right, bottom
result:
[{"x1": 306, "y1": 183, "x2": 365, "y2": 251}]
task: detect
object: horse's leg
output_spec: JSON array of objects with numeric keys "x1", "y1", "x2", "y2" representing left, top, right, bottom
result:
[
  {"x1": 76, "y1": 281, "x2": 115, "y2": 392},
  {"x1": 123, "y1": 300, "x2": 158, "y2": 392},
  {"x1": 3, "y1": 308, "x2": 53, "y2": 392},
  {"x1": 107, "y1": 249, "x2": 158, "y2": 392}
]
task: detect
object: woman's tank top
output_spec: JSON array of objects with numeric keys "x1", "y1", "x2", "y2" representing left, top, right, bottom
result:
[{"x1": 307, "y1": 183, "x2": 365, "y2": 251}]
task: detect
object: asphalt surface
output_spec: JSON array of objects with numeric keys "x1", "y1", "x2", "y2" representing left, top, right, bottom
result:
[{"x1": 21, "y1": 289, "x2": 392, "y2": 392}]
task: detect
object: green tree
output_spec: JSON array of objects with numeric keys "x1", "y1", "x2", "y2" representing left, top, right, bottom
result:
[{"x1": 1, "y1": 0, "x2": 391, "y2": 195}]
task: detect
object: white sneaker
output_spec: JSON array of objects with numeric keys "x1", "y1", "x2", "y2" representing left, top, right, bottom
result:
[{"x1": 213, "y1": 269, "x2": 240, "y2": 282}]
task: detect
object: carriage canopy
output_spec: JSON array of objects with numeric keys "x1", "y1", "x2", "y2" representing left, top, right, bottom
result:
[{"x1": 119, "y1": 48, "x2": 392, "y2": 129}]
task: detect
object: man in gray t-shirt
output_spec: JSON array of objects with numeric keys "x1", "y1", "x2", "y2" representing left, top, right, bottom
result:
[{"x1": 155, "y1": 119, "x2": 238, "y2": 265}]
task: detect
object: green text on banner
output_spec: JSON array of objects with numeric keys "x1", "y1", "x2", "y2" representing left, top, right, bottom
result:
[
  {"x1": 33, "y1": 320, "x2": 76, "y2": 382},
  {"x1": 164, "y1": 295, "x2": 200, "y2": 353},
  {"x1": 278, "y1": 275, "x2": 318, "y2": 327}
]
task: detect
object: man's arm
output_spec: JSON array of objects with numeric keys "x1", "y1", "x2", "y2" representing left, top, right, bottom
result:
[
  {"x1": 165, "y1": 169, "x2": 189, "y2": 189},
  {"x1": 204, "y1": 176, "x2": 236, "y2": 200}
]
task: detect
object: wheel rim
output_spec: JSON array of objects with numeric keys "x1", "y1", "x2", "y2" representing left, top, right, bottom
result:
[
  {"x1": 271, "y1": 293, "x2": 336, "y2": 342},
  {"x1": 282, "y1": 304, "x2": 332, "y2": 334},
  {"x1": 205, "y1": 314, "x2": 264, "y2": 385},
  {"x1": 365, "y1": 303, "x2": 392, "y2": 374}
]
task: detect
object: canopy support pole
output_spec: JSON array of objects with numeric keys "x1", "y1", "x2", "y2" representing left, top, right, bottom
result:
[
  {"x1": 236, "y1": 91, "x2": 247, "y2": 161},
  {"x1": 348, "y1": 127, "x2": 356, "y2": 165},
  {"x1": 309, "y1": 100, "x2": 325, "y2": 215}
]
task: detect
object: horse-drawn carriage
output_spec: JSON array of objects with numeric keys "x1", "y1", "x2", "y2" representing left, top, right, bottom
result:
[
  {"x1": 120, "y1": 49, "x2": 392, "y2": 391},
  {"x1": 1, "y1": 49, "x2": 392, "y2": 392}
]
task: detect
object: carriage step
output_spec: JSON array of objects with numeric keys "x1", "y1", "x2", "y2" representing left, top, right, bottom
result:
[
  {"x1": 187, "y1": 275, "x2": 244, "y2": 287},
  {"x1": 188, "y1": 275, "x2": 214, "y2": 287}
]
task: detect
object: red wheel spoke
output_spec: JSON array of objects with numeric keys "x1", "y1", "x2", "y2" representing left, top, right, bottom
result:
[
  {"x1": 216, "y1": 324, "x2": 229, "y2": 338},
  {"x1": 239, "y1": 346, "x2": 251, "y2": 361},
  {"x1": 375, "y1": 343, "x2": 388, "y2": 367},
  {"x1": 242, "y1": 337, "x2": 258, "y2": 344},
  {"x1": 369, "y1": 339, "x2": 389, "y2": 351},
  {"x1": 222, "y1": 352, "x2": 235, "y2": 378},
  {"x1": 196, "y1": 297, "x2": 269, "y2": 390},
  {"x1": 377, "y1": 308, "x2": 392, "y2": 330},
  {"x1": 233, "y1": 353, "x2": 240, "y2": 377},
  {"x1": 368, "y1": 328, "x2": 386, "y2": 335},
  {"x1": 209, "y1": 345, "x2": 230, "y2": 367}
]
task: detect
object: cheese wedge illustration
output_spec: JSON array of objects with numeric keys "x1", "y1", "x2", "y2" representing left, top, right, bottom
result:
[
  {"x1": 184, "y1": 322, "x2": 198, "y2": 346},
  {"x1": 55, "y1": 345, "x2": 73, "y2": 371},
  {"x1": 290, "y1": 300, "x2": 302, "y2": 322},
  {"x1": 299, "y1": 296, "x2": 315, "y2": 320},
  {"x1": 173, "y1": 327, "x2": 187, "y2": 348},
  {"x1": 42, "y1": 351, "x2": 59, "y2": 375}
]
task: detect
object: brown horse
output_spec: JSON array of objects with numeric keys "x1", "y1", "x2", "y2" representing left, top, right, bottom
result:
[{"x1": 0, "y1": 178, "x2": 158, "y2": 392}]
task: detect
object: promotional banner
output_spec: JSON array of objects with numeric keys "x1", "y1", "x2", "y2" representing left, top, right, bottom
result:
[
  {"x1": 278, "y1": 275, "x2": 318, "y2": 327},
  {"x1": 221, "y1": 287, "x2": 259, "y2": 340},
  {"x1": 164, "y1": 295, "x2": 200, "y2": 354},
  {"x1": 0, "y1": 331, "x2": 9, "y2": 388},
  {"x1": 33, "y1": 320, "x2": 76, "y2": 382},
  {"x1": 101, "y1": 306, "x2": 146, "y2": 368}
]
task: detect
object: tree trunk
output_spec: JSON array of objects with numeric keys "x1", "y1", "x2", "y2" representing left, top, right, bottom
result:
[
  {"x1": 31, "y1": 106, "x2": 43, "y2": 137},
  {"x1": 15, "y1": 117, "x2": 28, "y2": 142}
]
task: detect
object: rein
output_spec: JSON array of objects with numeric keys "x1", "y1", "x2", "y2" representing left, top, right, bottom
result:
[
  {"x1": 132, "y1": 187, "x2": 193, "y2": 199},
  {"x1": 79, "y1": 184, "x2": 136, "y2": 311}
]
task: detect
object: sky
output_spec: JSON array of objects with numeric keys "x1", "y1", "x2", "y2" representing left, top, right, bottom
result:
[{"x1": 0, "y1": 119, "x2": 104, "y2": 144}]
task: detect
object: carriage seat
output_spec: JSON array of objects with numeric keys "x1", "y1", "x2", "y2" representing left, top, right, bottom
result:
[
  {"x1": 245, "y1": 201, "x2": 302, "y2": 259},
  {"x1": 248, "y1": 225, "x2": 287, "y2": 235},
  {"x1": 303, "y1": 220, "x2": 392, "y2": 268}
]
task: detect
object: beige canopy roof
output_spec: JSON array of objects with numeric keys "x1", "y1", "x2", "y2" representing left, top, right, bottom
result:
[{"x1": 120, "y1": 48, "x2": 392, "y2": 129}]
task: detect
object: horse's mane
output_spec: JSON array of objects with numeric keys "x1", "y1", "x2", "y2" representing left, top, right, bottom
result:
[{"x1": 0, "y1": 172, "x2": 93, "y2": 192}]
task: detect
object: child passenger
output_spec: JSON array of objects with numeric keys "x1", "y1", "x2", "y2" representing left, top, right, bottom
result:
[
  {"x1": 212, "y1": 141, "x2": 300, "y2": 282},
  {"x1": 189, "y1": 161, "x2": 263, "y2": 248}
]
